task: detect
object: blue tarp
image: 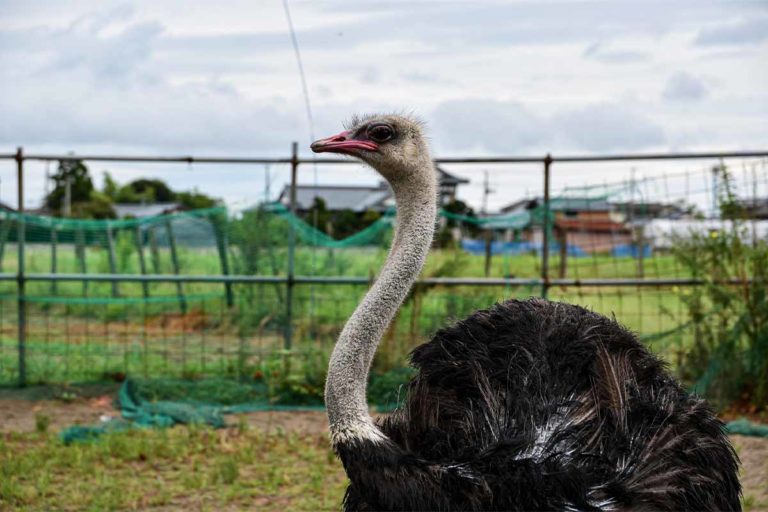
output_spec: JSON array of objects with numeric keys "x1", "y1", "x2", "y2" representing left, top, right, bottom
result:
[
  {"x1": 461, "y1": 240, "x2": 588, "y2": 257},
  {"x1": 611, "y1": 244, "x2": 652, "y2": 258}
]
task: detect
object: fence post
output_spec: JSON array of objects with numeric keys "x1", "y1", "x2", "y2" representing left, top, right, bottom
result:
[
  {"x1": 105, "y1": 223, "x2": 119, "y2": 297},
  {"x1": 75, "y1": 227, "x2": 88, "y2": 296},
  {"x1": 0, "y1": 215, "x2": 11, "y2": 271},
  {"x1": 50, "y1": 226, "x2": 58, "y2": 295},
  {"x1": 15, "y1": 147, "x2": 26, "y2": 387},
  {"x1": 213, "y1": 211, "x2": 234, "y2": 307},
  {"x1": 134, "y1": 225, "x2": 150, "y2": 298},
  {"x1": 165, "y1": 218, "x2": 187, "y2": 313},
  {"x1": 285, "y1": 142, "x2": 298, "y2": 350},
  {"x1": 541, "y1": 154, "x2": 552, "y2": 299}
]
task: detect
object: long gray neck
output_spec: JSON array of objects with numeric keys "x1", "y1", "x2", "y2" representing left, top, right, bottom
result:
[{"x1": 325, "y1": 164, "x2": 437, "y2": 445}]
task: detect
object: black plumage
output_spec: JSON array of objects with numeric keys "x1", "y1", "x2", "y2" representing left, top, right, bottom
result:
[{"x1": 338, "y1": 298, "x2": 741, "y2": 511}]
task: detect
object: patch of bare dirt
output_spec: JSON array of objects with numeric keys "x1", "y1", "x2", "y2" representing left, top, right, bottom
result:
[
  {"x1": 732, "y1": 434, "x2": 768, "y2": 507},
  {"x1": 241, "y1": 410, "x2": 329, "y2": 435},
  {"x1": 0, "y1": 395, "x2": 120, "y2": 432}
]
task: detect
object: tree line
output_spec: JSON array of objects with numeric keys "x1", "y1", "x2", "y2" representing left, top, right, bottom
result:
[{"x1": 44, "y1": 159, "x2": 219, "y2": 219}]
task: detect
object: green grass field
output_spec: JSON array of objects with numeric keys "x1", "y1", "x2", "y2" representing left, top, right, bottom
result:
[
  {"x1": 1, "y1": 420, "x2": 766, "y2": 511},
  {"x1": 0, "y1": 425, "x2": 347, "y2": 511},
  {"x1": 0, "y1": 245, "x2": 696, "y2": 386}
]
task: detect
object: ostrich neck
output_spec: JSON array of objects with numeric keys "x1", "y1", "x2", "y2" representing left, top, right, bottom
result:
[{"x1": 325, "y1": 168, "x2": 437, "y2": 444}]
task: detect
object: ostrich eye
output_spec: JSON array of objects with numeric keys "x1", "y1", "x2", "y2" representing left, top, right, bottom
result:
[{"x1": 367, "y1": 124, "x2": 395, "y2": 143}]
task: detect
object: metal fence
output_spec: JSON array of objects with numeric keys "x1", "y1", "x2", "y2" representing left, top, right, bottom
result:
[{"x1": 0, "y1": 146, "x2": 766, "y2": 387}]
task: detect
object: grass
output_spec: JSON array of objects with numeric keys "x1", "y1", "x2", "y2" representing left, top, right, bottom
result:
[
  {"x1": 0, "y1": 284, "x2": 693, "y2": 387},
  {"x1": 1, "y1": 422, "x2": 766, "y2": 511},
  {"x1": 0, "y1": 244, "x2": 703, "y2": 387},
  {"x1": 0, "y1": 426, "x2": 347, "y2": 511}
]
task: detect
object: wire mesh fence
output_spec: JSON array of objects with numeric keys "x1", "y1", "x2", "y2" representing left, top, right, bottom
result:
[{"x1": 0, "y1": 148, "x2": 766, "y2": 395}]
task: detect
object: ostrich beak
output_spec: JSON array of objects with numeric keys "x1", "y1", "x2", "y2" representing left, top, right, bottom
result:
[{"x1": 310, "y1": 130, "x2": 378, "y2": 155}]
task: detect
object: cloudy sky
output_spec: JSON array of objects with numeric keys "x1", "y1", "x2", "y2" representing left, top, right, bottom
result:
[{"x1": 1, "y1": 0, "x2": 766, "y2": 211}]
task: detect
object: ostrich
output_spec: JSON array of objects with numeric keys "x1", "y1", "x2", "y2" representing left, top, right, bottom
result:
[{"x1": 310, "y1": 114, "x2": 741, "y2": 511}]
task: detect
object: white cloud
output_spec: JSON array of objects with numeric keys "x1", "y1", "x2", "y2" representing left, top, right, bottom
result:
[
  {"x1": 582, "y1": 42, "x2": 649, "y2": 63},
  {"x1": 662, "y1": 72, "x2": 709, "y2": 101},
  {"x1": 0, "y1": 0, "x2": 766, "y2": 211},
  {"x1": 551, "y1": 103, "x2": 666, "y2": 151},
  {"x1": 430, "y1": 99, "x2": 547, "y2": 154},
  {"x1": 695, "y1": 16, "x2": 768, "y2": 46}
]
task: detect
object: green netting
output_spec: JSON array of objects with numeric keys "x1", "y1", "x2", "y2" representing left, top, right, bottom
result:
[
  {"x1": 725, "y1": 418, "x2": 768, "y2": 437},
  {"x1": 59, "y1": 376, "x2": 768, "y2": 444},
  {"x1": 1, "y1": 201, "x2": 535, "y2": 253},
  {"x1": 22, "y1": 293, "x2": 221, "y2": 305},
  {"x1": 265, "y1": 201, "x2": 532, "y2": 243},
  {"x1": 60, "y1": 372, "x2": 412, "y2": 444},
  {"x1": 264, "y1": 202, "x2": 396, "y2": 247},
  {"x1": 2, "y1": 207, "x2": 227, "y2": 231}
]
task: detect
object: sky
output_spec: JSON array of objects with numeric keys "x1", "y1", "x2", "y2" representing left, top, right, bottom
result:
[{"x1": 0, "y1": 0, "x2": 766, "y2": 212}]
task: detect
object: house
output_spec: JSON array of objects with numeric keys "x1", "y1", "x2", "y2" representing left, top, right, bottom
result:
[
  {"x1": 500, "y1": 196, "x2": 631, "y2": 254},
  {"x1": 278, "y1": 182, "x2": 393, "y2": 214},
  {"x1": 436, "y1": 167, "x2": 469, "y2": 205},
  {"x1": 278, "y1": 166, "x2": 469, "y2": 213}
]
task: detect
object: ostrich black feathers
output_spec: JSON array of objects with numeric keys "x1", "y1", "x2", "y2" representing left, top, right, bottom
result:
[{"x1": 337, "y1": 298, "x2": 741, "y2": 511}]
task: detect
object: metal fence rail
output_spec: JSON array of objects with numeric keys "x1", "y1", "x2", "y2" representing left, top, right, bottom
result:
[{"x1": 1, "y1": 146, "x2": 767, "y2": 386}]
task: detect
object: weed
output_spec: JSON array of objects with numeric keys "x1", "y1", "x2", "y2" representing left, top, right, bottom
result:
[
  {"x1": 216, "y1": 458, "x2": 239, "y2": 485},
  {"x1": 672, "y1": 167, "x2": 768, "y2": 408},
  {"x1": 34, "y1": 413, "x2": 50, "y2": 434}
]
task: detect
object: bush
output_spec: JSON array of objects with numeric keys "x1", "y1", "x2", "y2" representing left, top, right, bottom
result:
[{"x1": 672, "y1": 169, "x2": 768, "y2": 409}]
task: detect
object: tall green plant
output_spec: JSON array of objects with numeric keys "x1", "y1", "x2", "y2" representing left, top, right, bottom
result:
[{"x1": 672, "y1": 167, "x2": 768, "y2": 408}]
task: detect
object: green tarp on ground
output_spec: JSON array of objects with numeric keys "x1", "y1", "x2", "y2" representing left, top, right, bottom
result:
[{"x1": 61, "y1": 377, "x2": 768, "y2": 444}]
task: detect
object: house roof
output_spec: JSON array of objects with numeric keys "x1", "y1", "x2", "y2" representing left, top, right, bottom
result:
[
  {"x1": 113, "y1": 202, "x2": 185, "y2": 218},
  {"x1": 279, "y1": 183, "x2": 394, "y2": 212},
  {"x1": 501, "y1": 197, "x2": 612, "y2": 213},
  {"x1": 436, "y1": 166, "x2": 470, "y2": 185},
  {"x1": 277, "y1": 168, "x2": 468, "y2": 212},
  {"x1": 611, "y1": 201, "x2": 687, "y2": 219}
]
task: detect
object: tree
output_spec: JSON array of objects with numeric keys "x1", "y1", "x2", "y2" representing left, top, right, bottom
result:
[
  {"x1": 111, "y1": 179, "x2": 219, "y2": 209},
  {"x1": 45, "y1": 159, "x2": 115, "y2": 218},
  {"x1": 176, "y1": 190, "x2": 218, "y2": 209},
  {"x1": 46, "y1": 159, "x2": 94, "y2": 210},
  {"x1": 102, "y1": 172, "x2": 119, "y2": 201},
  {"x1": 305, "y1": 197, "x2": 333, "y2": 235},
  {"x1": 127, "y1": 179, "x2": 175, "y2": 202},
  {"x1": 441, "y1": 199, "x2": 481, "y2": 239},
  {"x1": 72, "y1": 191, "x2": 117, "y2": 219}
]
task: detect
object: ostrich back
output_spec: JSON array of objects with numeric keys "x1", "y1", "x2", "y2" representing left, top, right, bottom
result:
[{"x1": 339, "y1": 298, "x2": 741, "y2": 511}]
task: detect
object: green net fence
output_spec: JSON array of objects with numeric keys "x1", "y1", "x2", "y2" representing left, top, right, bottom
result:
[{"x1": 0, "y1": 157, "x2": 765, "y2": 421}]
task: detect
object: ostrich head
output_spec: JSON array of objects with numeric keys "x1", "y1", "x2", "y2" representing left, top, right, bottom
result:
[{"x1": 311, "y1": 114, "x2": 434, "y2": 188}]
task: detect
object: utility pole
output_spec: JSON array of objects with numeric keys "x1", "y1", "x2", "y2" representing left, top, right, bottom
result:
[
  {"x1": 481, "y1": 171, "x2": 494, "y2": 215},
  {"x1": 44, "y1": 161, "x2": 50, "y2": 197},
  {"x1": 265, "y1": 164, "x2": 271, "y2": 203},
  {"x1": 711, "y1": 164, "x2": 721, "y2": 218},
  {"x1": 63, "y1": 175, "x2": 72, "y2": 217},
  {"x1": 482, "y1": 170, "x2": 496, "y2": 277}
]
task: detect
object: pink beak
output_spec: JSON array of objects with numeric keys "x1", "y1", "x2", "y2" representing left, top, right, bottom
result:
[{"x1": 310, "y1": 130, "x2": 378, "y2": 154}]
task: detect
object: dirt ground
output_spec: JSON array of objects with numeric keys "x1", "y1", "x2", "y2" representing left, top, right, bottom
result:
[{"x1": 1, "y1": 394, "x2": 766, "y2": 508}]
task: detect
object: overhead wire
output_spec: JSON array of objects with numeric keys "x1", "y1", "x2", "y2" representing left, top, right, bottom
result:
[{"x1": 282, "y1": 0, "x2": 321, "y2": 328}]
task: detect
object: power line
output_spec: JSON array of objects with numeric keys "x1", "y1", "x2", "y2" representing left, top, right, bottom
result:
[
  {"x1": 282, "y1": 0, "x2": 316, "y2": 143},
  {"x1": 282, "y1": 0, "x2": 321, "y2": 319}
]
